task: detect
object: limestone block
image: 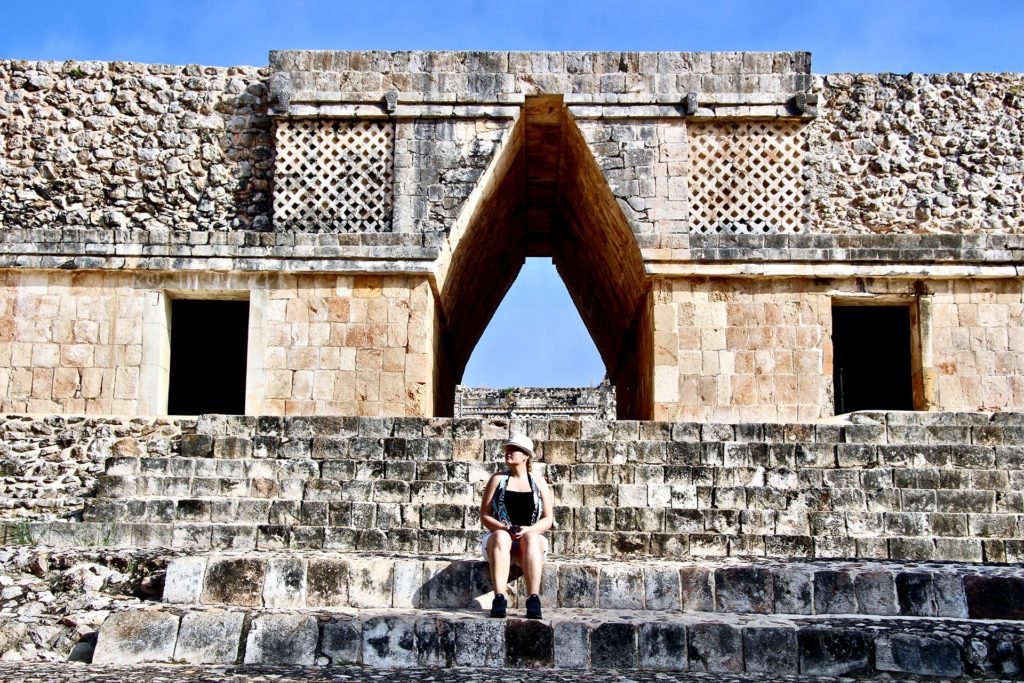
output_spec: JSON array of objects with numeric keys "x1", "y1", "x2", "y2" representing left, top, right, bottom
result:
[
  {"x1": 964, "y1": 575, "x2": 1024, "y2": 619},
  {"x1": 361, "y1": 616, "x2": 418, "y2": 668},
  {"x1": 797, "y1": 628, "x2": 870, "y2": 677},
  {"x1": 421, "y1": 560, "x2": 472, "y2": 608},
  {"x1": 742, "y1": 626, "x2": 798, "y2": 674},
  {"x1": 348, "y1": 557, "x2": 394, "y2": 608},
  {"x1": 854, "y1": 571, "x2": 898, "y2": 616},
  {"x1": 244, "y1": 613, "x2": 318, "y2": 665},
  {"x1": 93, "y1": 610, "x2": 180, "y2": 664},
  {"x1": 392, "y1": 559, "x2": 423, "y2": 608},
  {"x1": 557, "y1": 564, "x2": 598, "y2": 608},
  {"x1": 591, "y1": 622, "x2": 636, "y2": 669},
  {"x1": 687, "y1": 622, "x2": 741, "y2": 672},
  {"x1": 553, "y1": 621, "x2": 590, "y2": 668},
  {"x1": 174, "y1": 610, "x2": 245, "y2": 664},
  {"x1": 306, "y1": 558, "x2": 349, "y2": 607},
  {"x1": 452, "y1": 618, "x2": 505, "y2": 666},
  {"x1": 598, "y1": 565, "x2": 644, "y2": 609},
  {"x1": 415, "y1": 617, "x2": 454, "y2": 667},
  {"x1": 896, "y1": 572, "x2": 937, "y2": 617},
  {"x1": 644, "y1": 564, "x2": 681, "y2": 610},
  {"x1": 638, "y1": 622, "x2": 687, "y2": 670},
  {"x1": 505, "y1": 620, "x2": 553, "y2": 668},
  {"x1": 163, "y1": 557, "x2": 207, "y2": 604},
  {"x1": 714, "y1": 567, "x2": 773, "y2": 613},
  {"x1": 813, "y1": 570, "x2": 857, "y2": 614},
  {"x1": 321, "y1": 618, "x2": 361, "y2": 665},
  {"x1": 679, "y1": 567, "x2": 714, "y2": 611},
  {"x1": 201, "y1": 558, "x2": 266, "y2": 607},
  {"x1": 263, "y1": 557, "x2": 305, "y2": 608},
  {"x1": 876, "y1": 634, "x2": 963, "y2": 678}
]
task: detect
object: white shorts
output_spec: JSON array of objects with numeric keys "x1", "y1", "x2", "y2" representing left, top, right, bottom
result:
[{"x1": 481, "y1": 532, "x2": 549, "y2": 563}]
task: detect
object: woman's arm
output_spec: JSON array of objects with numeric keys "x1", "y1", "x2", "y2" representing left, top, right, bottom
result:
[{"x1": 479, "y1": 473, "x2": 510, "y2": 532}]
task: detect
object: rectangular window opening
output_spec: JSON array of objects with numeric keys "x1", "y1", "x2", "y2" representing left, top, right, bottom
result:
[
  {"x1": 168, "y1": 299, "x2": 250, "y2": 415},
  {"x1": 832, "y1": 303, "x2": 918, "y2": 415}
]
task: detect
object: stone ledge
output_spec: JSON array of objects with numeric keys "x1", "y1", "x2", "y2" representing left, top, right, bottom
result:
[{"x1": 93, "y1": 605, "x2": 1015, "y2": 675}]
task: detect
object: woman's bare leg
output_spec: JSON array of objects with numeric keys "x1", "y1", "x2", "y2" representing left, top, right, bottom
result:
[
  {"x1": 517, "y1": 532, "x2": 544, "y2": 596},
  {"x1": 487, "y1": 531, "x2": 513, "y2": 596}
]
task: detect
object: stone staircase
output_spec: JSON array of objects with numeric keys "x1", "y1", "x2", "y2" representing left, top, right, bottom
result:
[{"x1": 6, "y1": 411, "x2": 1024, "y2": 677}]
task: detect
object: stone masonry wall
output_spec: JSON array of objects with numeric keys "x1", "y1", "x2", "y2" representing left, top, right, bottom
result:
[
  {"x1": 809, "y1": 72, "x2": 1024, "y2": 234},
  {"x1": 0, "y1": 271, "x2": 435, "y2": 417},
  {"x1": 0, "y1": 414, "x2": 191, "y2": 522},
  {"x1": 0, "y1": 60, "x2": 273, "y2": 235},
  {"x1": 652, "y1": 276, "x2": 1024, "y2": 422}
]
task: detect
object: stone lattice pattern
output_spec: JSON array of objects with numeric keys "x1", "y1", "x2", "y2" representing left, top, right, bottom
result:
[
  {"x1": 687, "y1": 121, "x2": 808, "y2": 234},
  {"x1": 274, "y1": 120, "x2": 395, "y2": 232}
]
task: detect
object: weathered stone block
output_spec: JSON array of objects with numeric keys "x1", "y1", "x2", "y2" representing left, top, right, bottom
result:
[
  {"x1": 743, "y1": 626, "x2": 797, "y2": 674},
  {"x1": 201, "y1": 558, "x2": 266, "y2": 607},
  {"x1": 598, "y1": 565, "x2": 644, "y2": 609},
  {"x1": 876, "y1": 634, "x2": 963, "y2": 678},
  {"x1": 553, "y1": 621, "x2": 590, "y2": 668},
  {"x1": 638, "y1": 622, "x2": 687, "y2": 670},
  {"x1": 321, "y1": 618, "x2": 361, "y2": 665},
  {"x1": 558, "y1": 564, "x2": 598, "y2": 608},
  {"x1": 362, "y1": 616, "x2": 417, "y2": 668},
  {"x1": 813, "y1": 570, "x2": 856, "y2": 614},
  {"x1": 679, "y1": 566, "x2": 714, "y2": 611},
  {"x1": 453, "y1": 618, "x2": 506, "y2": 666},
  {"x1": 644, "y1": 564, "x2": 681, "y2": 610},
  {"x1": 714, "y1": 567, "x2": 773, "y2": 613},
  {"x1": 94, "y1": 610, "x2": 180, "y2": 664},
  {"x1": 263, "y1": 557, "x2": 305, "y2": 608},
  {"x1": 854, "y1": 571, "x2": 898, "y2": 615},
  {"x1": 421, "y1": 560, "x2": 472, "y2": 608},
  {"x1": 798, "y1": 628, "x2": 869, "y2": 677},
  {"x1": 244, "y1": 613, "x2": 317, "y2": 665},
  {"x1": 506, "y1": 619, "x2": 553, "y2": 667},
  {"x1": 348, "y1": 557, "x2": 395, "y2": 608},
  {"x1": 163, "y1": 556, "x2": 206, "y2": 604},
  {"x1": 591, "y1": 622, "x2": 636, "y2": 669},
  {"x1": 896, "y1": 572, "x2": 936, "y2": 616},
  {"x1": 306, "y1": 558, "x2": 349, "y2": 607},
  {"x1": 687, "y1": 622, "x2": 742, "y2": 672},
  {"x1": 174, "y1": 610, "x2": 245, "y2": 664},
  {"x1": 965, "y1": 575, "x2": 1024, "y2": 619}
]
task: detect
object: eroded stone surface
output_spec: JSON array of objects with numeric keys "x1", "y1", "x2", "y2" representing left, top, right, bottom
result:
[{"x1": 93, "y1": 610, "x2": 180, "y2": 665}]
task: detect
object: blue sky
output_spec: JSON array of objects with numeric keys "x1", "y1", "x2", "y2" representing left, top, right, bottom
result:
[{"x1": 3, "y1": 1, "x2": 1022, "y2": 387}]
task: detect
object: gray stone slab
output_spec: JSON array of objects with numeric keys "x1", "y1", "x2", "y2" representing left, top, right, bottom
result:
[
  {"x1": 263, "y1": 557, "x2": 306, "y2": 608},
  {"x1": 306, "y1": 558, "x2": 349, "y2": 607},
  {"x1": 415, "y1": 617, "x2": 454, "y2": 667},
  {"x1": 553, "y1": 621, "x2": 590, "y2": 668},
  {"x1": 644, "y1": 564, "x2": 681, "y2": 611},
  {"x1": 321, "y1": 618, "x2": 361, "y2": 665},
  {"x1": 638, "y1": 622, "x2": 687, "y2": 670},
  {"x1": 558, "y1": 564, "x2": 598, "y2": 608},
  {"x1": 772, "y1": 568, "x2": 812, "y2": 615},
  {"x1": 93, "y1": 610, "x2": 180, "y2": 664},
  {"x1": 743, "y1": 626, "x2": 798, "y2": 674},
  {"x1": 452, "y1": 618, "x2": 505, "y2": 666},
  {"x1": 714, "y1": 567, "x2": 773, "y2": 613},
  {"x1": 798, "y1": 627, "x2": 870, "y2": 677},
  {"x1": 244, "y1": 613, "x2": 317, "y2": 665},
  {"x1": 163, "y1": 557, "x2": 207, "y2": 604},
  {"x1": 591, "y1": 622, "x2": 637, "y2": 669},
  {"x1": 362, "y1": 615, "x2": 418, "y2": 668},
  {"x1": 392, "y1": 559, "x2": 424, "y2": 608},
  {"x1": 679, "y1": 567, "x2": 714, "y2": 611},
  {"x1": 813, "y1": 570, "x2": 857, "y2": 614},
  {"x1": 854, "y1": 571, "x2": 898, "y2": 615},
  {"x1": 505, "y1": 619, "x2": 553, "y2": 668},
  {"x1": 201, "y1": 558, "x2": 266, "y2": 607},
  {"x1": 598, "y1": 565, "x2": 644, "y2": 609},
  {"x1": 348, "y1": 557, "x2": 395, "y2": 608},
  {"x1": 687, "y1": 622, "x2": 742, "y2": 672},
  {"x1": 173, "y1": 610, "x2": 245, "y2": 664},
  {"x1": 876, "y1": 634, "x2": 964, "y2": 677}
]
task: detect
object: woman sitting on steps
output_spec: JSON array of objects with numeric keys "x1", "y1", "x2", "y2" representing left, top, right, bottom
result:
[{"x1": 479, "y1": 434, "x2": 554, "y2": 619}]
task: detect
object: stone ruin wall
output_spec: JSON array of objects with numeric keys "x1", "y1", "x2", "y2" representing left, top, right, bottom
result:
[{"x1": 0, "y1": 54, "x2": 1022, "y2": 420}]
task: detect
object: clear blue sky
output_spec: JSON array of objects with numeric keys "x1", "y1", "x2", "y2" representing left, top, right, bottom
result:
[{"x1": 3, "y1": 1, "x2": 1022, "y2": 387}]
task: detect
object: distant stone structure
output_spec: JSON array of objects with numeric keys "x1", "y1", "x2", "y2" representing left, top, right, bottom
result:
[{"x1": 454, "y1": 381, "x2": 616, "y2": 419}]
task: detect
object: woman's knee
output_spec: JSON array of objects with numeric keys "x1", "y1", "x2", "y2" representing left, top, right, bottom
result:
[
  {"x1": 488, "y1": 530, "x2": 513, "y2": 552},
  {"x1": 519, "y1": 531, "x2": 544, "y2": 554}
]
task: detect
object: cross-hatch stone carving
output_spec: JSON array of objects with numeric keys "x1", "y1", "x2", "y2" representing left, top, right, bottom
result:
[
  {"x1": 274, "y1": 120, "x2": 394, "y2": 232},
  {"x1": 687, "y1": 121, "x2": 808, "y2": 234}
]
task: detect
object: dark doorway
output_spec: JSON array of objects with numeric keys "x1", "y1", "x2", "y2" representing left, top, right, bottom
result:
[
  {"x1": 168, "y1": 299, "x2": 249, "y2": 415},
  {"x1": 832, "y1": 305, "x2": 914, "y2": 414}
]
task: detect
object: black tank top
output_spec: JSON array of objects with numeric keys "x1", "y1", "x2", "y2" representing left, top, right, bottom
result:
[{"x1": 504, "y1": 490, "x2": 535, "y2": 526}]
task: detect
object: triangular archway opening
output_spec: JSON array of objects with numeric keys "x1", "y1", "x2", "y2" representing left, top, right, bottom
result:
[{"x1": 435, "y1": 96, "x2": 652, "y2": 419}]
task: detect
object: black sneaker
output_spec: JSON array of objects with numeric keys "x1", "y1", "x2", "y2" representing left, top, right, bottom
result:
[
  {"x1": 490, "y1": 593, "x2": 507, "y2": 618},
  {"x1": 526, "y1": 593, "x2": 542, "y2": 619}
]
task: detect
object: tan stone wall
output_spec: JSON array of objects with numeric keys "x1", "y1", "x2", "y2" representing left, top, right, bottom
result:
[
  {"x1": 652, "y1": 276, "x2": 1024, "y2": 421},
  {"x1": 931, "y1": 280, "x2": 1024, "y2": 412},
  {"x1": 0, "y1": 271, "x2": 434, "y2": 417}
]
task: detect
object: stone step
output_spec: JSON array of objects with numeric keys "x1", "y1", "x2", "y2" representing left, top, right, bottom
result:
[
  {"x1": 163, "y1": 552, "x2": 1024, "y2": 621},
  {"x1": 9, "y1": 520, "x2": 1024, "y2": 562},
  {"x1": 93, "y1": 605, "x2": 1024, "y2": 676},
  {"x1": 81, "y1": 495, "x2": 1024, "y2": 551},
  {"x1": 94, "y1": 467, "x2": 1024, "y2": 514}
]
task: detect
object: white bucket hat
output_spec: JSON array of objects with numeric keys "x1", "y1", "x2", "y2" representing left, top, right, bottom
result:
[{"x1": 504, "y1": 433, "x2": 535, "y2": 458}]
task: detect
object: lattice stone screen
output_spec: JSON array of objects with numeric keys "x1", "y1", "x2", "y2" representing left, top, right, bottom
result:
[
  {"x1": 687, "y1": 121, "x2": 808, "y2": 234},
  {"x1": 274, "y1": 120, "x2": 394, "y2": 232}
]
